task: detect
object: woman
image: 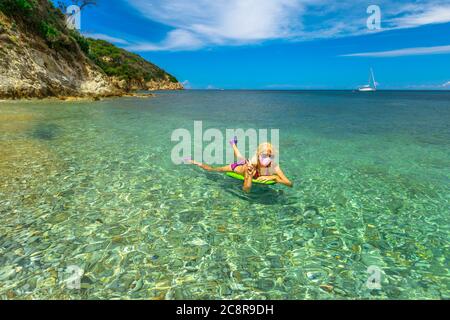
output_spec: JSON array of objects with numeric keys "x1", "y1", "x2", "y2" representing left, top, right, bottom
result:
[{"x1": 187, "y1": 138, "x2": 293, "y2": 192}]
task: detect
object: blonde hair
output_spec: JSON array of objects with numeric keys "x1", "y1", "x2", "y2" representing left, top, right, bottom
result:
[
  {"x1": 253, "y1": 142, "x2": 277, "y2": 165},
  {"x1": 257, "y1": 142, "x2": 275, "y2": 155}
]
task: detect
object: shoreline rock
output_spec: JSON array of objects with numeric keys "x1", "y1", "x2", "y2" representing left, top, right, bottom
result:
[{"x1": 0, "y1": 91, "x2": 159, "y2": 103}]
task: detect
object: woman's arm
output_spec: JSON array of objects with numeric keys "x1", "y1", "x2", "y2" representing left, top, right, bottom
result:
[
  {"x1": 243, "y1": 161, "x2": 255, "y2": 193},
  {"x1": 274, "y1": 166, "x2": 293, "y2": 187},
  {"x1": 255, "y1": 175, "x2": 278, "y2": 182}
]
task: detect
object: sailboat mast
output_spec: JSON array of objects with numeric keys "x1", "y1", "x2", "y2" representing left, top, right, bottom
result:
[{"x1": 370, "y1": 68, "x2": 376, "y2": 89}]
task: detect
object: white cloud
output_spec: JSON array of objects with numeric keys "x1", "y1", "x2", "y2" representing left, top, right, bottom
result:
[
  {"x1": 126, "y1": 29, "x2": 203, "y2": 51},
  {"x1": 401, "y1": 82, "x2": 450, "y2": 90},
  {"x1": 388, "y1": 5, "x2": 450, "y2": 28},
  {"x1": 82, "y1": 33, "x2": 130, "y2": 45},
  {"x1": 341, "y1": 45, "x2": 450, "y2": 57},
  {"x1": 124, "y1": 0, "x2": 450, "y2": 51},
  {"x1": 126, "y1": 0, "x2": 305, "y2": 51}
]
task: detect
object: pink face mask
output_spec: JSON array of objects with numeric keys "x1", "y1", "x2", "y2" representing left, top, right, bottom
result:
[{"x1": 259, "y1": 154, "x2": 273, "y2": 167}]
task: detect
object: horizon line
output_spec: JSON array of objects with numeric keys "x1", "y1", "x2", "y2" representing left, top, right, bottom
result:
[{"x1": 179, "y1": 88, "x2": 450, "y2": 92}]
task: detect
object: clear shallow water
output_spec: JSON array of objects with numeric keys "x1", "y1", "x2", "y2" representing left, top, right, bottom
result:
[{"x1": 0, "y1": 90, "x2": 449, "y2": 299}]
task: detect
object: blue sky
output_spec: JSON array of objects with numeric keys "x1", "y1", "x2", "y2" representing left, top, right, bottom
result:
[{"x1": 64, "y1": 0, "x2": 450, "y2": 89}]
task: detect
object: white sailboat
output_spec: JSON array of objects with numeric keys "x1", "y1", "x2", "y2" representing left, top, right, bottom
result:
[{"x1": 358, "y1": 68, "x2": 377, "y2": 92}]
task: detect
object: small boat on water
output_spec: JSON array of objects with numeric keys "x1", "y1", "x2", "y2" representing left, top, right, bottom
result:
[{"x1": 358, "y1": 68, "x2": 377, "y2": 92}]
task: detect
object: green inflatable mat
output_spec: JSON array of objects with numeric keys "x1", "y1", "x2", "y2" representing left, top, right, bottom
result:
[{"x1": 226, "y1": 172, "x2": 276, "y2": 185}]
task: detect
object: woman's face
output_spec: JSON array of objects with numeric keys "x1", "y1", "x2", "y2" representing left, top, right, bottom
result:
[{"x1": 259, "y1": 147, "x2": 274, "y2": 167}]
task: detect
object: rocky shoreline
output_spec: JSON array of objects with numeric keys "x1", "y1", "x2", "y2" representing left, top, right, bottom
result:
[{"x1": 0, "y1": 91, "x2": 162, "y2": 103}]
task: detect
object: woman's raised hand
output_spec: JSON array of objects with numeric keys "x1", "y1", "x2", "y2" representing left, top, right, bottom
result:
[{"x1": 246, "y1": 160, "x2": 256, "y2": 177}]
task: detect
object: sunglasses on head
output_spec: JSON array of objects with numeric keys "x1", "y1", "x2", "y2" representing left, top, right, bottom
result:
[{"x1": 260, "y1": 153, "x2": 274, "y2": 159}]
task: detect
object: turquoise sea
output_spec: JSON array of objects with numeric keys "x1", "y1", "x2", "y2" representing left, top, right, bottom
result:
[{"x1": 0, "y1": 90, "x2": 449, "y2": 299}]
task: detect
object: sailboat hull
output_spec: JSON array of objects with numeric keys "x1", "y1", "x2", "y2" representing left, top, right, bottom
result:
[{"x1": 358, "y1": 87, "x2": 376, "y2": 92}]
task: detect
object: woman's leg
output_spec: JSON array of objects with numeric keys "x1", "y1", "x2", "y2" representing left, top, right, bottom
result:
[
  {"x1": 188, "y1": 159, "x2": 254, "y2": 192},
  {"x1": 188, "y1": 159, "x2": 232, "y2": 172},
  {"x1": 231, "y1": 144, "x2": 245, "y2": 160},
  {"x1": 230, "y1": 136, "x2": 245, "y2": 160}
]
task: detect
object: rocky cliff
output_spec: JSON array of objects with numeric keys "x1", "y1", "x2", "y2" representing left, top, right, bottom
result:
[
  {"x1": 0, "y1": 0, "x2": 183, "y2": 99},
  {"x1": 87, "y1": 38, "x2": 184, "y2": 92}
]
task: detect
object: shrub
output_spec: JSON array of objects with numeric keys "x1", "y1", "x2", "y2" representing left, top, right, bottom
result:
[
  {"x1": 0, "y1": 0, "x2": 36, "y2": 15},
  {"x1": 40, "y1": 21, "x2": 60, "y2": 42},
  {"x1": 70, "y1": 30, "x2": 89, "y2": 54}
]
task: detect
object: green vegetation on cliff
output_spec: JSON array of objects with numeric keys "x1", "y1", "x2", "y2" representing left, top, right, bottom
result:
[
  {"x1": 0, "y1": 0, "x2": 38, "y2": 14},
  {"x1": 0, "y1": 0, "x2": 180, "y2": 86},
  {"x1": 86, "y1": 39, "x2": 178, "y2": 83},
  {"x1": 0, "y1": 0, "x2": 71, "y2": 49}
]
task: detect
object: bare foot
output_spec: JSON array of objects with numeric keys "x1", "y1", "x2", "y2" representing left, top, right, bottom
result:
[{"x1": 183, "y1": 157, "x2": 203, "y2": 167}]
